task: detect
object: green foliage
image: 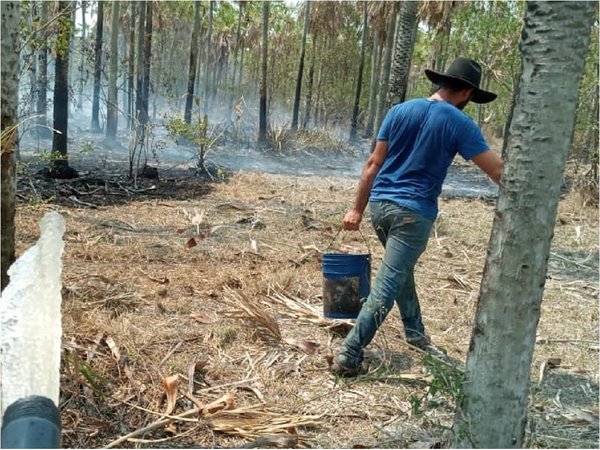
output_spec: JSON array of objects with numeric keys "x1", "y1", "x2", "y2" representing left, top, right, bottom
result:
[{"x1": 166, "y1": 115, "x2": 221, "y2": 175}]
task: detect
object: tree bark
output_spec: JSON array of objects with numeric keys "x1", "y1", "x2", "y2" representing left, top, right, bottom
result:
[
  {"x1": 231, "y1": 2, "x2": 244, "y2": 87},
  {"x1": 91, "y1": 0, "x2": 104, "y2": 132},
  {"x1": 50, "y1": 1, "x2": 78, "y2": 179},
  {"x1": 203, "y1": 0, "x2": 214, "y2": 111},
  {"x1": 258, "y1": 1, "x2": 269, "y2": 145},
  {"x1": 365, "y1": 33, "x2": 382, "y2": 137},
  {"x1": 140, "y1": 0, "x2": 152, "y2": 125},
  {"x1": 291, "y1": 0, "x2": 311, "y2": 130},
  {"x1": 127, "y1": 3, "x2": 135, "y2": 129},
  {"x1": 106, "y1": 0, "x2": 120, "y2": 139},
  {"x1": 453, "y1": 2, "x2": 595, "y2": 448},
  {"x1": 1, "y1": 1, "x2": 20, "y2": 291},
  {"x1": 135, "y1": 0, "x2": 146, "y2": 124},
  {"x1": 374, "y1": 5, "x2": 398, "y2": 135},
  {"x1": 184, "y1": 1, "x2": 201, "y2": 124},
  {"x1": 36, "y1": 0, "x2": 50, "y2": 137},
  {"x1": 350, "y1": 2, "x2": 367, "y2": 141},
  {"x1": 387, "y1": 0, "x2": 419, "y2": 106},
  {"x1": 77, "y1": 0, "x2": 87, "y2": 109},
  {"x1": 302, "y1": 34, "x2": 317, "y2": 130}
]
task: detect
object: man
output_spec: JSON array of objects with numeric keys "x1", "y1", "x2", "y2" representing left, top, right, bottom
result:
[{"x1": 332, "y1": 57, "x2": 503, "y2": 376}]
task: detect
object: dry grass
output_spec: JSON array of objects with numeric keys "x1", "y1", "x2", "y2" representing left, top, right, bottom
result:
[{"x1": 14, "y1": 170, "x2": 598, "y2": 448}]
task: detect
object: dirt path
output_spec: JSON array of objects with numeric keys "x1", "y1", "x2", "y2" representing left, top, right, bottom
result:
[{"x1": 13, "y1": 163, "x2": 598, "y2": 448}]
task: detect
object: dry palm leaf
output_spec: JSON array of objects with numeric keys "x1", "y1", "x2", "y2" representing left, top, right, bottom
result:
[{"x1": 223, "y1": 287, "x2": 282, "y2": 342}]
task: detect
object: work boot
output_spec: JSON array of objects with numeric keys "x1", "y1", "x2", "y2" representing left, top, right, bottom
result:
[
  {"x1": 330, "y1": 354, "x2": 367, "y2": 377},
  {"x1": 407, "y1": 335, "x2": 447, "y2": 357}
]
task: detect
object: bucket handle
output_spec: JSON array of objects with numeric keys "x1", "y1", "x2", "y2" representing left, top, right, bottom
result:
[{"x1": 324, "y1": 227, "x2": 372, "y2": 255}]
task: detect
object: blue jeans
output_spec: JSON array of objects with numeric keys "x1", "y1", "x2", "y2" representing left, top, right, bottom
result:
[{"x1": 338, "y1": 200, "x2": 433, "y2": 367}]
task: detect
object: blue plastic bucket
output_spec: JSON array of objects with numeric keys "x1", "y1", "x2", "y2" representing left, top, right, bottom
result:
[{"x1": 322, "y1": 253, "x2": 371, "y2": 319}]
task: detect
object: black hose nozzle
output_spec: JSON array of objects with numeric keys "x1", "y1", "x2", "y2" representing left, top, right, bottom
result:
[{"x1": 1, "y1": 395, "x2": 61, "y2": 448}]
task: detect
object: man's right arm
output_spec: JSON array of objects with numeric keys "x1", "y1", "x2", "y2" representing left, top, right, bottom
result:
[
  {"x1": 342, "y1": 140, "x2": 388, "y2": 230},
  {"x1": 472, "y1": 149, "x2": 503, "y2": 184}
]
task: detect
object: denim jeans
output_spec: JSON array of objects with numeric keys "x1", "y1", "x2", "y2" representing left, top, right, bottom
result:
[{"x1": 338, "y1": 200, "x2": 434, "y2": 367}]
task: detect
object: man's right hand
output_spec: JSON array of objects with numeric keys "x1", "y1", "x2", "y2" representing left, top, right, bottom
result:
[{"x1": 342, "y1": 209, "x2": 362, "y2": 231}]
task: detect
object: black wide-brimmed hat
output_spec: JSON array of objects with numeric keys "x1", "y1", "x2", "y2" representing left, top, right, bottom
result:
[{"x1": 425, "y1": 57, "x2": 497, "y2": 104}]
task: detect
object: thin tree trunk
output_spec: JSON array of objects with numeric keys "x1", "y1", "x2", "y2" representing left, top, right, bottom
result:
[
  {"x1": 203, "y1": 0, "x2": 214, "y2": 111},
  {"x1": 184, "y1": 1, "x2": 201, "y2": 124},
  {"x1": 302, "y1": 34, "x2": 317, "y2": 130},
  {"x1": 77, "y1": 0, "x2": 87, "y2": 109},
  {"x1": 365, "y1": 34, "x2": 382, "y2": 137},
  {"x1": 238, "y1": 45, "x2": 245, "y2": 86},
  {"x1": 350, "y1": 2, "x2": 368, "y2": 141},
  {"x1": 140, "y1": 0, "x2": 152, "y2": 125},
  {"x1": 36, "y1": 0, "x2": 49, "y2": 137},
  {"x1": 231, "y1": 2, "x2": 243, "y2": 87},
  {"x1": 258, "y1": 1, "x2": 269, "y2": 145},
  {"x1": 127, "y1": 3, "x2": 135, "y2": 129},
  {"x1": 91, "y1": 0, "x2": 104, "y2": 132},
  {"x1": 453, "y1": 2, "x2": 595, "y2": 448},
  {"x1": 374, "y1": 4, "x2": 398, "y2": 134},
  {"x1": 387, "y1": 0, "x2": 418, "y2": 106},
  {"x1": 28, "y1": 2, "x2": 38, "y2": 117},
  {"x1": 50, "y1": 1, "x2": 78, "y2": 179},
  {"x1": 314, "y1": 42, "x2": 324, "y2": 128},
  {"x1": 291, "y1": 0, "x2": 310, "y2": 130},
  {"x1": 106, "y1": 0, "x2": 120, "y2": 139},
  {"x1": 135, "y1": 0, "x2": 146, "y2": 123},
  {"x1": 1, "y1": 1, "x2": 20, "y2": 290}
]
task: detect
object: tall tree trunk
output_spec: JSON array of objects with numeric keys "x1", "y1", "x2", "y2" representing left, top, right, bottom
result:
[
  {"x1": 184, "y1": 1, "x2": 201, "y2": 124},
  {"x1": 374, "y1": 4, "x2": 398, "y2": 134},
  {"x1": 36, "y1": 0, "x2": 49, "y2": 137},
  {"x1": 302, "y1": 34, "x2": 317, "y2": 130},
  {"x1": 291, "y1": 0, "x2": 310, "y2": 130},
  {"x1": 258, "y1": 1, "x2": 269, "y2": 145},
  {"x1": 237, "y1": 45, "x2": 245, "y2": 86},
  {"x1": 27, "y1": 2, "x2": 38, "y2": 117},
  {"x1": 77, "y1": 0, "x2": 87, "y2": 109},
  {"x1": 453, "y1": 2, "x2": 595, "y2": 448},
  {"x1": 140, "y1": 0, "x2": 152, "y2": 125},
  {"x1": 231, "y1": 2, "x2": 244, "y2": 87},
  {"x1": 387, "y1": 0, "x2": 418, "y2": 106},
  {"x1": 365, "y1": 33, "x2": 382, "y2": 137},
  {"x1": 1, "y1": 1, "x2": 20, "y2": 291},
  {"x1": 314, "y1": 41, "x2": 324, "y2": 127},
  {"x1": 106, "y1": 0, "x2": 120, "y2": 139},
  {"x1": 91, "y1": 0, "x2": 104, "y2": 132},
  {"x1": 127, "y1": 3, "x2": 135, "y2": 130},
  {"x1": 135, "y1": 0, "x2": 146, "y2": 123},
  {"x1": 350, "y1": 2, "x2": 368, "y2": 141},
  {"x1": 203, "y1": 0, "x2": 214, "y2": 110},
  {"x1": 50, "y1": 1, "x2": 78, "y2": 179}
]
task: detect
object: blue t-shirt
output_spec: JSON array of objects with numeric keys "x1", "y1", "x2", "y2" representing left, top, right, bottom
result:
[{"x1": 370, "y1": 98, "x2": 489, "y2": 220}]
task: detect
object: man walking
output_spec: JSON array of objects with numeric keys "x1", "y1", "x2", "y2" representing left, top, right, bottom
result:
[{"x1": 333, "y1": 57, "x2": 503, "y2": 376}]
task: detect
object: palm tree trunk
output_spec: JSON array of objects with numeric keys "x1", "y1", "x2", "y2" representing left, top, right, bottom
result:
[
  {"x1": 127, "y1": 3, "x2": 135, "y2": 130},
  {"x1": 231, "y1": 2, "x2": 243, "y2": 87},
  {"x1": 91, "y1": 0, "x2": 104, "y2": 132},
  {"x1": 364, "y1": 31, "x2": 381, "y2": 137},
  {"x1": 106, "y1": 0, "x2": 120, "y2": 139},
  {"x1": 36, "y1": 0, "x2": 49, "y2": 137},
  {"x1": 453, "y1": 2, "x2": 595, "y2": 447},
  {"x1": 258, "y1": 1, "x2": 269, "y2": 145},
  {"x1": 140, "y1": 0, "x2": 152, "y2": 125},
  {"x1": 77, "y1": 0, "x2": 87, "y2": 109},
  {"x1": 374, "y1": 4, "x2": 398, "y2": 134},
  {"x1": 292, "y1": 0, "x2": 311, "y2": 130},
  {"x1": 135, "y1": 0, "x2": 145, "y2": 124},
  {"x1": 50, "y1": 1, "x2": 77, "y2": 179},
  {"x1": 1, "y1": 0, "x2": 20, "y2": 290},
  {"x1": 350, "y1": 2, "x2": 368, "y2": 141},
  {"x1": 302, "y1": 34, "x2": 317, "y2": 130},
  {"x1": 184, "y1": 1, "x2": 201, "y2": 124},
  {"x1": 203, "y1": 0, "x2": 214, "y2": 111},
  {"x1": 387, "y1": 0, "x2": 418, "y2": 106}
]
